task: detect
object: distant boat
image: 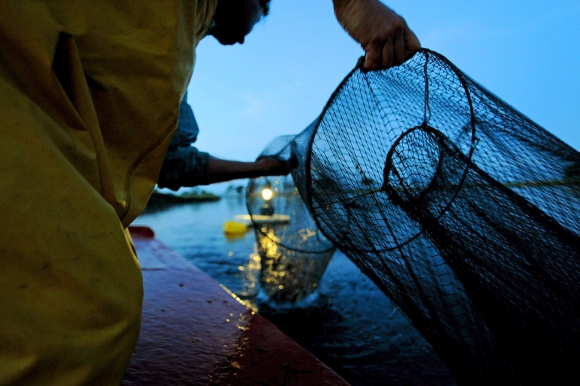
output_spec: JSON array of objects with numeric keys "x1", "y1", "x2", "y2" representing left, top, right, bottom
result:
[{"x1": 234, "y1": 214, "x2": 290, "y2": 226}]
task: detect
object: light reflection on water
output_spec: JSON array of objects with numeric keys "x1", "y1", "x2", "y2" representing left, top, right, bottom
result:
[
  {"x1": 255, "y1": 226, "x2": 336, "y2": 303},
  {"x1": 133, "y1": 196, "x2": 455, "y2": 386}
]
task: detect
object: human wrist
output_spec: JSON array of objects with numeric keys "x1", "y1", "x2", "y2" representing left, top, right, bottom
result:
[{"x1": 333, "y1": 0, "x2": 375, "y2": 26}]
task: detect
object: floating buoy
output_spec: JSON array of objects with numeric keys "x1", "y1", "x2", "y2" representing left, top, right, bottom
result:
[{"x1": 223, "y1": 220, "x2": 248, "y2": 235}]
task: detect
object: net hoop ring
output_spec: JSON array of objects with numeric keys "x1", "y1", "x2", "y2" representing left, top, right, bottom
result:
[{"x1": 305, "y1": 49, "x2": 477, "y2": 251}]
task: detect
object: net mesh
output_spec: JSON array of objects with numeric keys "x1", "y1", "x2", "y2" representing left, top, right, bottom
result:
[
  {"x1": 247, "y1": 128, "x2": 336, "y2": 303},
  {"x1": 248, "y1": 49, "x2": 580, "y2": 384}
]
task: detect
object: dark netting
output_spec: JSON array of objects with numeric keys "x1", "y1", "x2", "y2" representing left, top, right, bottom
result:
[
  {"x1": 246, "y1": 125, "x2": 336, "y2": 303},
  {"x1": 247, "y1": 49, "x2": 580, "y2": 384}
]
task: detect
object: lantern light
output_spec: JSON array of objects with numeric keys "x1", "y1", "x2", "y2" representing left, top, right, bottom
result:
[{"x1": 262, "y1": 188, "x2": 273, "y2": 201}]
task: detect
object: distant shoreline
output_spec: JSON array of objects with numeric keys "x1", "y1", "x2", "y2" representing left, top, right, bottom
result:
[{"x1": 145, "y1": 191, "x2": 221, "y2": 211}]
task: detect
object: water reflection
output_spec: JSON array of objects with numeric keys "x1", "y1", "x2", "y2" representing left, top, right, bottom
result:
[
  {"x1": 255, "y1": 227, "x2": 335, "y2": 303},
  {"x1": 246, "y1": 174, "x2": 337, "y2": 304}
]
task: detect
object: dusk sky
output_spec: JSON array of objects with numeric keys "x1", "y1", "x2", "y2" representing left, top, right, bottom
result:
[{"x1": 184, "y1": 0, "x2": 580, "y2": 192}]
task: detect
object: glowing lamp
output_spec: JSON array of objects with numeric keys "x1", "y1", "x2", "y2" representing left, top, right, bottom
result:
[
  {"x1": 261, "y1": 188, "x2": 273, "y2": 201},
  {"x1": 259, "y1": 182, "x2": 275, "y2": 216}
]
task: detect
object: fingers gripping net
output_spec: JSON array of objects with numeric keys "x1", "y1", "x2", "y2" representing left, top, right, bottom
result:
[{"x1": 303, "y1": 50, "x2": 580, "y2": 385}]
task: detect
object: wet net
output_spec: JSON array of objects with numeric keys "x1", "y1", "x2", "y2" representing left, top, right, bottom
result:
[
  {"x1": 247, "y1": 130, "x2": 337, "y2": 303},
  {"x1": 247, "y1": 49, "x2": 580, "y2": 385}
]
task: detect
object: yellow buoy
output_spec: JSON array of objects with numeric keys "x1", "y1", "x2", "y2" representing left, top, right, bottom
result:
[{"x1": 223, "y1": 220, "x2": 248, "y2": 235}]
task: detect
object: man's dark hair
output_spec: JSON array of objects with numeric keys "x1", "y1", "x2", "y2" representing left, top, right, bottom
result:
[{"x1": 259, "y1": 0, "x2": 271, "y2": 16}]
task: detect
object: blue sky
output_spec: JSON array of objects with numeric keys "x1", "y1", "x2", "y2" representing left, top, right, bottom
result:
[{"x1": 185, "y1": 0, "x2": 580, "y2": 191}]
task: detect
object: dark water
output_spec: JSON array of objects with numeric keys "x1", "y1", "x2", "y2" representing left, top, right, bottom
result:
[{"x1": 133, "y1": 195, "x2": 456, "y2": 386}]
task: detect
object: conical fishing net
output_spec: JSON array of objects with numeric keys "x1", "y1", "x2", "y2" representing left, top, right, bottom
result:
[
  {"x1": 246, "y1": 129, "x2": 336, "y2": 303},
  {"x1": 247, "y1": 49, "x2": 580, "y2": 385}
]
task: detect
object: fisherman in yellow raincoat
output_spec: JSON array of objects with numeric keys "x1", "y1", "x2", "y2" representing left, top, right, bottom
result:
[{"x1": 0, "y1": 0, "x2": 420, "y2": 384}]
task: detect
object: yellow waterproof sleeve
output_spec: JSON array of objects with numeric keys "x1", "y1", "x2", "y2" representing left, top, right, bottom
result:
[{"x1": 0, "y1": 1, "x2": 217, "y2": 384}]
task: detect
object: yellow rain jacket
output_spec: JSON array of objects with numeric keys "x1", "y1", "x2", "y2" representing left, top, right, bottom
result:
[{"x1": 0, "y1": 1, "x2": 217, "y2": 384}]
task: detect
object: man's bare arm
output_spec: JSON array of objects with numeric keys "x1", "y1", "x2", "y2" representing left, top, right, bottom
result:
[
  {"x1": 192, "y1": 156, "x2": 291, "y2": 185},
  {"x1": 332, "y1": 0, "x2": 421, "y2": 70}
]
